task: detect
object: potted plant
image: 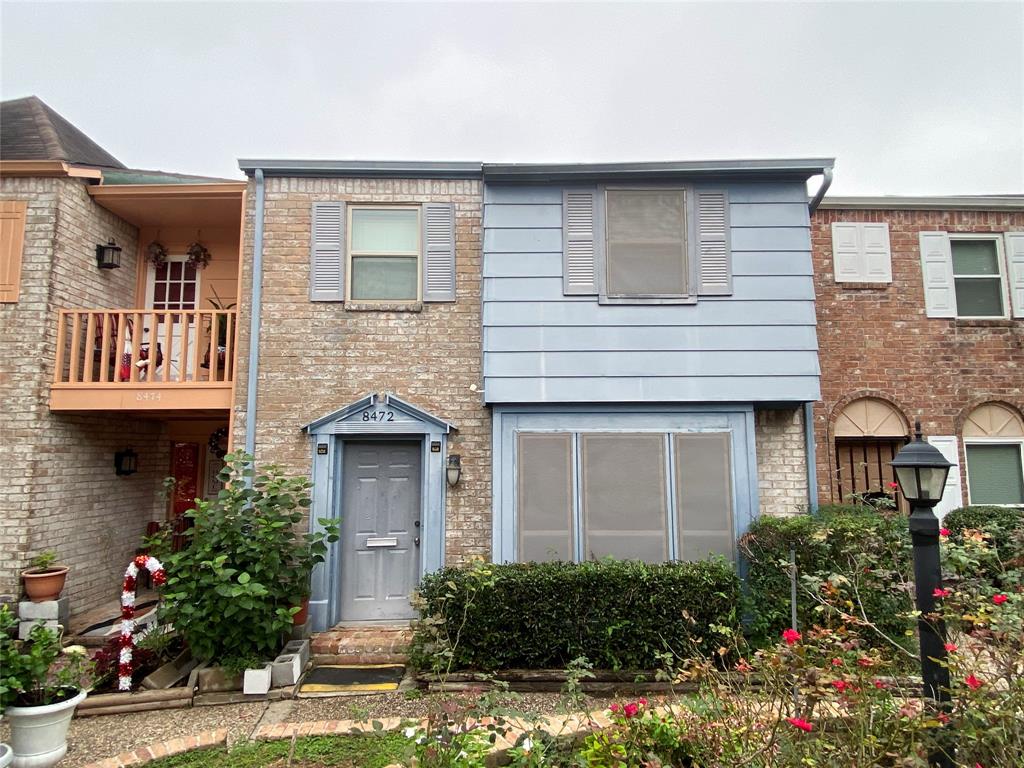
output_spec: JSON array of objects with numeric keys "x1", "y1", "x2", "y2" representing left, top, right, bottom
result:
[
  {"x1": 201, "y1": 290, "x2": 236, "y2": 372},
  {"x1": 21, "y1": 552, "x2": 69, "y2": 603},
  {"x1": 1, "y1": 607, "x2": 91, "y2": 768}
]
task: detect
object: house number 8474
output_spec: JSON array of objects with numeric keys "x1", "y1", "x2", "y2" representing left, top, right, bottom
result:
[{"x1": 361, "y1": 410, "x2": 395, "y2": 422}]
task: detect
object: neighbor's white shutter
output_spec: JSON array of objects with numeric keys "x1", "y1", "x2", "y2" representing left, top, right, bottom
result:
[
  {"x1": 832, "y1": 223, "x2": 865, "y2": 282},
  {"x1": 927, "y1": 436, "x2": 962, "y2": 521},
  {"x1": 861, "y1": 223, "x2": 892, "y2": 282},
  {"x1": 919, "y1": 231, "x2": 955, "y2": 317},
  {"x1": 310, "y1": 202, "x2": 345, "y2": 302},
  {"x1": 1004, "y1": 232, "x2": 1024, "y2": 318},
  {"x1": 562, "y1": 189, "x2": 599, "y2": 295},
  {"x1": 422, "y1": 203, "x2": 456, "y2": 302}
]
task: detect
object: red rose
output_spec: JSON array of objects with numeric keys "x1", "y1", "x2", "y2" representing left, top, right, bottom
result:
[
  {"x1": 940, "y1": 528, "x2": 951, "y2": 537},
  {"x1": 992, "y1": 594, "x2": 1008, "y2": 605},
  {"x1": 965, "y1": 675, "x2": 983, "y2": 690},
  {"x1": 932, "y1": 588, "x2": 951, "y2": 598},
  {"x1": 832, "y1": 679, "x2": 849, "y2": 693},
  {"x1": 623, "y1": 703, "x2": 639, "y2": 718},
  {"x1": 944, "y1": 643, "x2": 958, "y2": 653},
  {"x1": 782, "y1": 629, "x2": 801, "y2": 645},
  {"x1": 786, "y1": 717, "x2": 813, "y2": 732}
]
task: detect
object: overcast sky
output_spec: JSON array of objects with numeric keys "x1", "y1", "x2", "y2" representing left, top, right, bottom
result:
[{"x1": 2, "y1": 1, "x2": 1022, "y2": 195}]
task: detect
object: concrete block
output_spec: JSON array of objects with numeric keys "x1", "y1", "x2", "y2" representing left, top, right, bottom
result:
[
  {"x1": 243, "y1": 664, "x2": 272, "y2": 695},
  {"x1": 19, "y1": 619, "x2": 59, "y2": 640},
  {"x1": 271, "y1": 653, "x2": 303, "y2": 687},
  {"x1": 282, "y1": 638, "x2": 310, "y2": 670},
  {"x1": 290, "y1": 620, "x2": 312, "y2": 641},
  {"x1": 17, "y1": 597, "x2": 69, "y2": 625}
]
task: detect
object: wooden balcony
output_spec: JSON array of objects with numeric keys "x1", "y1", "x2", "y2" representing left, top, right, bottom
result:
[{"x1": 50, "y1": 309, "x2": 237, "y2": 413}]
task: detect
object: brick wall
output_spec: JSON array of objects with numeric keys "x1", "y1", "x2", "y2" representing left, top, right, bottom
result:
[
  {"x1": 811, "y1": 208, "x2": 1024, "y2": 506},
  {"x1": 755, "y1": 407, "x2": 809, "y2": 516},
  {"x1": 0, "y1": 176, "x2": 168, "y2": 611},
  {"x1": 233, "y1": 176, "x2": 491, "y2": 563}
]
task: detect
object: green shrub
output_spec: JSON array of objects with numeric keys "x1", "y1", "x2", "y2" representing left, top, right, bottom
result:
[
  {"x1": 944, "y1": 505, "x2": 1024, "y2": 563},
  {"x1": 740, "y1": 505, "x2": 914, "y2": 652},
  {"x1": 410, "y1": 558, "x2": 740, "y2": 673}
]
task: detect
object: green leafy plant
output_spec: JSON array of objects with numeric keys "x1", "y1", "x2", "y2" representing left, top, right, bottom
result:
[
  {"x1": 156, "y1": 451, "x2": 338, "y2": 671},
  {"x1": 27, "y1": 550, "x2": 60, "y2": 572},
  {"x1": 410, "y1": 557, "x2": 741, "y2": 672},
  {"x1": 1, "y1": 606, "x2": 91, "y2": 709},
  {"x1": 944, "y1": 504, "x2": 1024, "y2": 565}
]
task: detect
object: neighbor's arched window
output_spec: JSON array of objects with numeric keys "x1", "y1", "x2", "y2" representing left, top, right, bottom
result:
[
  {"x1": 963, "y1": 403, "x2": 1024, "y2": 506},
  {"x1": 834, "y1": 398, "x2": 910, "y2": 505}
]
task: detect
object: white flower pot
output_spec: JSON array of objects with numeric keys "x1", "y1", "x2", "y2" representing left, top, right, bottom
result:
[
  {"x1": 1, "y1": 743, "x2": 14, "y2": 768},
  {"x1": 5, "y1": 689, "x2": 86, "y2": 768}
]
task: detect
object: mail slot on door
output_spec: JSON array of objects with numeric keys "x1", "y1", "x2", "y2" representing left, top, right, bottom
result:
[{"x1": 365, "y1": 537, "x2": 398, "y2": 548}]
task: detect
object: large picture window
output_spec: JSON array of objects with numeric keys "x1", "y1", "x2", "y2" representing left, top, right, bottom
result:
[{"x1": 348, "y1": 207, "x2": 420, "y2": 302}]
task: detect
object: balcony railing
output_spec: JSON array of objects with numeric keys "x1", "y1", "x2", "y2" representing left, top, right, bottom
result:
[{"x1": 51, "y1": 309, "x2": 237, "y2": 411}]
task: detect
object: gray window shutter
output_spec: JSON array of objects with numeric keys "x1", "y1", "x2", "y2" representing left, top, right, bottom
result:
[
  {"x1": 422, "y1": 203, "x2": 456, "y2": 302},
  {"x1": 310, "y1": 202, "x2": 345, "y2": 301},
  {"x1": 919, "y1": 231, "x2": 955, "y2": 317},
  {"x1": 562, "y1": 188, "x2": 599, "y2": 295},
  {"x1": 1005, "y1": 232, "x2": 1024, "y2": 318},
  {"x1": 696, "y1": 190, "x2": 732, "y2": 295}
]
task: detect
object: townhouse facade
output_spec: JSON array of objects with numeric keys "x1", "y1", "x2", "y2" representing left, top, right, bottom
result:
[{"x1": 810, "y1": 197, "x2": 1024, "y2": 517}]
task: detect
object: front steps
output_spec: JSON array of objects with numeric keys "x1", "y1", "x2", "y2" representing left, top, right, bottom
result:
[{"x1": 311, "y1": 624, "x2": 413, "y2": 665}]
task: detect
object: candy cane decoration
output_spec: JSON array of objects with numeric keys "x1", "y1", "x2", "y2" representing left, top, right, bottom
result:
[{"x1": 118, "y1": 554, "x2": 167, "y2": 691}]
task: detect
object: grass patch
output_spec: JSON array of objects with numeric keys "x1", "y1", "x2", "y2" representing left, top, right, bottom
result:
[{"x1": 145, "y1": 732, "x2": 408, "y2": 768}]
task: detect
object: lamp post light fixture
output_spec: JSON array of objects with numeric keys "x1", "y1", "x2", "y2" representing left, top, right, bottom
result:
[
  {"x1": 446, "y1": 454, "x2": 462, "y2": 487},
  {"x1": 890, "y1": 420, "x2": 954, "y2": 768},
  {"x1": 114, "y1": 447, "x2": 138, "y2": 476},
  {"x1": 95, "y1": 239, "x2": 122, "y2": 270}
]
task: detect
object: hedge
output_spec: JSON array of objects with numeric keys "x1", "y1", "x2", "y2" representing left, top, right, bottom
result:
[
  {"x1": 410, "y1": 558, "x2": 741, "y2": 672},
  {"x1": 944, "y1": 505, "x2": 1024, "y2": 564},
  {"x1": 740, "y1": 504, "x2": 914, "y2": 650}
]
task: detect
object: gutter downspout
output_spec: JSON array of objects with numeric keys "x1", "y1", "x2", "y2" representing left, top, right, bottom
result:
[
  {"x1": 804, "y1": 402, "x2": 818, "y2": 513},
  {"x1": 244, "y1": 168, "x2": 265, "y2": 460},
  {"x1": 807, "y1": 167, "x2": 834, "y2": 214}
]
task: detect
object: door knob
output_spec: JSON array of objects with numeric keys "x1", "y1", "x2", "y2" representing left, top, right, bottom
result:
[{"x1": 414, "y1": 537, "x2": 421, "y2": 547}]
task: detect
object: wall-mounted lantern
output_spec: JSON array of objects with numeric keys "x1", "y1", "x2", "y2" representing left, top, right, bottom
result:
[
  {"x1": 96, "y1": 239, "x2": 122, "y2": 270},
  {"x1": 446, "y1": 454, "x2": 462, "y2": 487},
  {"x1": 114, "y1": 448, "x2": 138, "y2": 476}
]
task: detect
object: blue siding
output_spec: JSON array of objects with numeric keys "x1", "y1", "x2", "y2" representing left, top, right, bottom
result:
[{"x1": 482, "y1": 180, "x2": 820, "y2": 403}]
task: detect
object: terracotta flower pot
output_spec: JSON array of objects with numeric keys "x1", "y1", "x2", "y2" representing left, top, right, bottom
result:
[
  {"x1": 292, "y1": 596, "x2": 310, "y2": 626},
  {"x1": 21, "y1": 567, "x2": 69, "y2": 603}
]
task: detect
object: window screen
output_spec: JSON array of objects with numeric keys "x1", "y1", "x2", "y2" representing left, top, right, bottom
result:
[
  {"x1": 952, "y1": 239, "x2": 1004, "y2": 317},
  {"x1": 517, "y1": 433, "x2": 574, "y2": 562},
  {"x1": 674, "y1": 433, "x2": 734, "y2": 560},
  {"x1": 580, "y1": 433, "x2": 668, "y2": 562},
  {"x1": 349, "y1": 208, "x2": 420, "y2": 301},
  {"x1": 966, "y1": 444, "x2": 1024, "y2": 505},
  {"x1": 605, "y1": 190, "x2": 687, "y2": 297}
]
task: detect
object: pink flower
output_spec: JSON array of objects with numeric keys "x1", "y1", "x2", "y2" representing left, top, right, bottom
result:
[
  {"x1": 888, "y1": 482, "x2": 899, "y2": 490},
  {"x1": 786, "y1": 717, "x2": 813, "y2": 732},
  {"x1": 830, "y1": 657, "x2": 843, "y2": 667},
  {"x1": 623, "y1": 703, "x2": 639, "y2": 719},
  {"x1": 609, "y1": 703, "x2": 621, "y2": 714},
  {"x1": 965, "y1": 675, "x2": 983, "y2": 690},
  {"x1": 873, "y1": 679, "x2": 887, "y2": 689},
  {"x1": 933, "y1": 588, "x2": 951, "y2": 598},
  {"x1": 782, "y1": 628, "x2": 802, "y2": 646},
  {"x1": 940, "y1": 528, "x2": 951, "y2": 537},
  {"x1": 993, "y1": 594, "x2": 1008, "y2": 605},
  {"x1": 734, "y1": 658, "x2": 753, "y2": 673},
  {"x1": 832, "y1": 679, "x2": 849, "y2": 693},
  {"x1": 945, "y1": 643, "x2": 958, "y2": 652},
  {"x1": 637, "y1": 697, "x2": 648, "y2": 708}
]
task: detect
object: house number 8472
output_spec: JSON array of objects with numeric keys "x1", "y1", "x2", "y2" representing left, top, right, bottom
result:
[{"x1": 361, "y1": 410, "x2": 395, "y2": 422}]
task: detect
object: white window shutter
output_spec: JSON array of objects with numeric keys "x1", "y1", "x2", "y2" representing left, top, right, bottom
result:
[
  {"x1": 861, "y1": 223, "x2": 892, "y2": 282},
  {"x1": 310, "y1": 202, "x2": 345, "y2": 302},
  {"x1": 926, "y1": 436, "x2": 962, "y2": 521},
  {"x1": 1004, "y1": 232, "x2": 1024, "y2": 318},
  {"x1": 696, "y1": 190, "x2": 732, "y2": 295},
  {"x1": 919, "y1": 231, "x2": 955, "y2": 317},
  {"x1": 831, "y1": 222, "x2": 865, "y2": 282},
  {"x1": 562, "y1": 189, "x2": 598, "y2": 295},
  {"x1": 422, "y1": 203, "x2": 456, "y2": 302}
]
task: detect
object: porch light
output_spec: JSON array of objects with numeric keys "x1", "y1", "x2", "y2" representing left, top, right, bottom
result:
[
  {"x1": 890, "y1": 422, "x2": 952, "y2": 506},
  {"x1": 114, "y1": 448, "x2": 138, "y2": 476},
  {"x1": 96, "y1": 239, "x2": 122, "y2": 270},
  {"x1": 446, "y1": 454, "x2": 462, "y2": 487}
]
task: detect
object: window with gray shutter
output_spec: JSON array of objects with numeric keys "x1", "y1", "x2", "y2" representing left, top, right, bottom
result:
[
  {"x1": 562, "y1": 189, "x2": 599, "y2": 295},
  {"x1": 696, "y1": 190, "x2": 732, "y2": 295},
  {"x1": 517, "y1": 433, "x2": 574, "y2": 562},
  {"x1": 605, "y1": 189, "x2": 687, "y2": 298},
  {"x1": 310, "y1": 202, "x2": 345, "y2": 301},
  {"x1": 422, "y1": 202, "x2": 456, "y2": 302},
  {"x1": 674, "y1": 432, "x2": 734, "y2": 560}
]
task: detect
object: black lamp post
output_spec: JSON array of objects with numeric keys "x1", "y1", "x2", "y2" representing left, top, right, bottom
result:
[{"x1": 890, "y1": 420, "x2": 954, "y2": 768}]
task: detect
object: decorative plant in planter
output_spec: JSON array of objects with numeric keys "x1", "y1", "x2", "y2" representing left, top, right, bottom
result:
[
  {"x1": 0, "y1": 606, "x2": 92, "y2": 768},
  {"x1": 185, "y1": 240, "x2": 211, "y2": 269},
  {"x1": 201, "y1": 289, "x2": 236, "y2": 371},
  {"x1": 154, "y1": 452, "x2": 338, "y2": 676},
  {"x1": 146, "y1": 240, "x2": 168, "y2": 267},
  {"x1": 20, "y1": 551, "x2": 69, "y2": 603}
]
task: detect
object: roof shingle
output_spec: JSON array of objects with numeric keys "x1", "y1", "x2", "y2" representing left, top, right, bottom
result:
[{"x1": 1, "y1": 95, "x2": 125, "y2": 169}]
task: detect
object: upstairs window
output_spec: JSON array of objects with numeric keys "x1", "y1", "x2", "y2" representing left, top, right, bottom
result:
[
  {"x1": 951, "y1": 237, "x2": 1005, "y2": 318},
  {"x1": 348, "y1": 207, "x2": 420, "y2": 302},
  {"x1": 920, "y1": 232, "x2": 1024, "y2": 319},
  {"x1": 605, "y1": 189, "x2": 688, "y2": 298}
]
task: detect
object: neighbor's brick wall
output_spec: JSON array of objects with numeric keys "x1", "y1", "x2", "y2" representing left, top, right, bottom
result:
[
  {"x1": 755, "y1": 407, "x2": 809, "y2": 516},
  {"x1": 811, "y1": 208, "x2": 1024, "y2": 507},
  {"x1": 233, "y1": 176, "x2": 491, "y2": 563},
  {"x1": 0, "y1": 176, "x2": 168, "y2": 611}
]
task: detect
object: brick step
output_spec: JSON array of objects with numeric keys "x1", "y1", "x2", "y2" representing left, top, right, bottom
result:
[{"x1": 311, "y1": 624, "x2": 413, "y2": 666}]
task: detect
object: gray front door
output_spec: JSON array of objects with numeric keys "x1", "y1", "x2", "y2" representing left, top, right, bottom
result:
[{"x1": 339, "y1": 440, "x2": 421, "y2": 621}]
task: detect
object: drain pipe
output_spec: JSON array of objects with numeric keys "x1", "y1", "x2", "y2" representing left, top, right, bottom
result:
[
  {"x1": 808, "y1": 167, "x2": 833, "y2": 214},
  {"x1": 244, "y1": 168, "x2": 265, "y2": 460},
  {"x1": 804, "y1": 402, "x2": 818, "y2": 513}
]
